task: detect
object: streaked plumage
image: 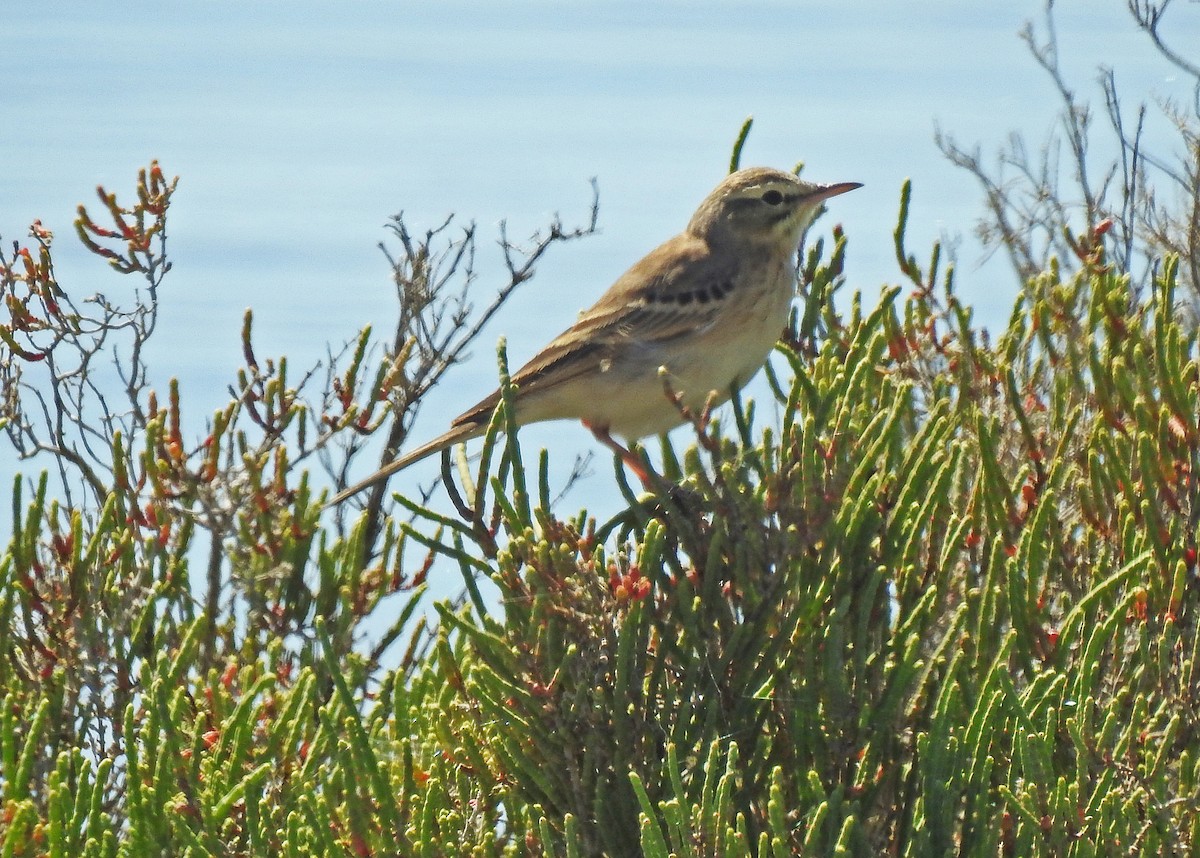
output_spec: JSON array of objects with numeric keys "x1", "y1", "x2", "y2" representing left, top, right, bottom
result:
[{"x1": 330, "y1": 166, "x2": 859, "y2": 504}]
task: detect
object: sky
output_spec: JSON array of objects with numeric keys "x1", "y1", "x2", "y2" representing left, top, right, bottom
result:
[{"x1": 3, "y1": 1, "x2": 1199, "y2": 545}]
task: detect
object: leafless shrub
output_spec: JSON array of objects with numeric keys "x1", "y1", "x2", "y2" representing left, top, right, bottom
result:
[{"x1": 937, "y1": 0, "x2": 1200, "y2": 305}]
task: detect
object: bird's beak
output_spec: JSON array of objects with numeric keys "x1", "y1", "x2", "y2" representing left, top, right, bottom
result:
[{"x1": 813, "y1": 181, "x2": 863, "y2": 201}]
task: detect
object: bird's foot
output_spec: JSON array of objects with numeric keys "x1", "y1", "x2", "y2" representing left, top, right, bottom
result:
[
  {"x1": 584, "y1": 421, "x2": 706, "y2": 509},
  {"x1": 583, "y1": 421, "x2": 656, "y2": 487}
]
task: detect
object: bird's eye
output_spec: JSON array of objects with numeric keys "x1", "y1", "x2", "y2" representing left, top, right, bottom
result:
[{"x1": 761, "y1": 189, "x2": 784, "y2": 206}]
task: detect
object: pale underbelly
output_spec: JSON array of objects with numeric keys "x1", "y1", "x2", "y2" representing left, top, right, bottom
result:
[{"x1": 522, "y1": 287, "x2": 794, "y2": 439}]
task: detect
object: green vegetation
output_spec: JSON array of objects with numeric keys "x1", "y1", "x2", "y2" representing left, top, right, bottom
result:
[{"x1": 3, "y1": 142, "x2": 1199, "y2": 854}]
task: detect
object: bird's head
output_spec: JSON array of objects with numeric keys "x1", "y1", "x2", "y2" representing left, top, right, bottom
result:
[{"x1": 688, "y1": 166, "x2": 860, "y2": 249}]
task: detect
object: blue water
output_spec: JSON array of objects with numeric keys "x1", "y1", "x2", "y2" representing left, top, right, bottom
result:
[{"x1": 3, "y1": 3, "x2": 1198, "y2": 600}]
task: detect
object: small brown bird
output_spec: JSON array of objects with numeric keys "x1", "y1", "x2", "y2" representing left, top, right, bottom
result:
[{"x1": 330, "y1": 166, "x2": 859, "y2": 504}]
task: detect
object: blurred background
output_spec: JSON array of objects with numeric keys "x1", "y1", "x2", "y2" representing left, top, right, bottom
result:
[{"x1": 3, "y1": 1, "x2": 1198, "y2": 534}]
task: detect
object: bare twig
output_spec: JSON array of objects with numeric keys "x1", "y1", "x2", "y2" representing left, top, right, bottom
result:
[
  {"x1": 939, "y1": 0, "x2": 1200, "y2": 304},
  {"x1": 331, "y1": 182, "x2": 601, "y2": 559}
]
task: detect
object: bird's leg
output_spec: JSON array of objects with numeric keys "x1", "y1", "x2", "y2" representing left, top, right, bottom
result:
[
  {"x1": 585, "y1": 420, "x2": 711, "y2": 521},
  {"x1": 583, "y1": 421, "x2": 653, "y2": 487}
]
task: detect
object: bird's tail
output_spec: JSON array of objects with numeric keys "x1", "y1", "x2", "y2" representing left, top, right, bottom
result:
[{"x1": 326, "y1": 421, "x2": 485, "y2": 507}]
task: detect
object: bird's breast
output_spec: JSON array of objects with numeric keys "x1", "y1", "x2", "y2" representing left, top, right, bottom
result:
[{"x1": 517, "y1": 253, "x2": 798, "y2": 440}]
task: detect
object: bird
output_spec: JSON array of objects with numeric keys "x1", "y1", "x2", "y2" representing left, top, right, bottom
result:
[{"x1": 329, "y1": 166, "x2": 859, "y2": 505}]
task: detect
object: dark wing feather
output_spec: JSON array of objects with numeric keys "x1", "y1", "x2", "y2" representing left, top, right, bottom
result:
[{"x1": 452, "y1": 232, "x2": 736, "y2": 427}]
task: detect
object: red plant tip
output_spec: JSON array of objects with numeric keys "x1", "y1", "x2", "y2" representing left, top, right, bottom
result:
[
  {"x1": 1093, "y1": 218, "x2": 1113, "y2": 237},
  {"x1": 220, "y1": 662, "x2": 238, "y2": 689},
  {"x1": 1132, "y1": 589, "x2": 1149, "y2": 622},
  {"x1": 51, "y1": 533, "x2": 73, "y2": 560},
  {"x1": 610, "y1": 565, "x2": 651, "y2": 602},
  {"x1": 202, "y1": 730, "x2": 220, "y2": 749}
]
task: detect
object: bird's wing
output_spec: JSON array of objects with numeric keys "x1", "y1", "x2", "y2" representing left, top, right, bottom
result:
[
  {"x1": 327, "y1": 235, "x2": 738, "y2": 505},
  {"x1": 452, "y1": 233, "x2": 737, "y2": 427}
]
